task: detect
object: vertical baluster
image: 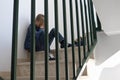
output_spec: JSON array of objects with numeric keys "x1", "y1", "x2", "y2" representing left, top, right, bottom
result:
[
  {"x1": 62, "y1": 0, "x2": 69, "y2": 80},
  {"x1": 69, "y1": 0, "x2": 76, "y2": 79},
  {"x1": 87, "y1": 0, "x2": 94, "y2": 45},
  {"x1": 54, "y1": 0, "x2": 60, "y2": 80},
  {"x1": 75, "y1": 0, "x2": 82, "y2": 67},
  {"x1": 89, "y1": 0, "x2": 97, "y2": 41},
  {"x1": 11, "y1": 0, "x2": 19, "y2": 80},
  {"x1": 44, "y1": 0, "x2": 49, "y2": 80},
  {"x1": 30, "y1": 0, "x2": 36, "y2": 80},
  {"x1": 79, "y1": 0, "x2": 86, "y2": 59},
  {"x1": 84, "y1": 0, "x2": 90, "y2": 52}
]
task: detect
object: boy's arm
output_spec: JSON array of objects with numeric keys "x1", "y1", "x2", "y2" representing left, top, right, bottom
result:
[{"x1": 24, "y1": 25, "x2": 31, "y2": 51}]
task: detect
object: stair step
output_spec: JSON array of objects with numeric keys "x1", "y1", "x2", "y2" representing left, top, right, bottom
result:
[
  {"x1": 0, "y1": 72, "x2": 10, "y2": 78},
  {"x1": 19, "y1": 47, "x2": 84, "y2": 63},
  {"x1": 51, "y1": 47, "x2": 84, "y2": 62},
  {"x1": 17, "y1": 61, "x2": 76, "y2": 77},
  {"x1": 5, "y1": 76, "x2": 73, "y2": 80},
  {"x1": 1, "y1": 47, "x2": 87, "y2": 80}
]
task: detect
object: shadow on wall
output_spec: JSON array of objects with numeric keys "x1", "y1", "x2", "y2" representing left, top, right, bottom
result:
[{"x1": 95, "y1": 32, "x2": 120, "y2": 65}]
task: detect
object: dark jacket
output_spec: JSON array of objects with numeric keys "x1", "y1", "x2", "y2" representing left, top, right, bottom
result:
[{"x1": 24, "y1": 25, "x2": 45, "y2": 52}]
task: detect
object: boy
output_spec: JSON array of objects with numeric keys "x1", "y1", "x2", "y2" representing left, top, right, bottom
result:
[{"x1": 24, "y1": 14, "x2": 71, "y2": 60}]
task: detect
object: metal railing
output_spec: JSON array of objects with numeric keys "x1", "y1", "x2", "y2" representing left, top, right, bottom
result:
[{"x1": 11, "y1": 0, "x2": 97, "y2": 80}]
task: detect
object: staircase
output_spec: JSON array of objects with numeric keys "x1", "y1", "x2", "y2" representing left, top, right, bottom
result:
[
  {"x1": 0, "y1": 47, "x2": 91, "y2": 80},
  {"x1": 0, "y1": 0, "x2": 97, "y2": 79}
]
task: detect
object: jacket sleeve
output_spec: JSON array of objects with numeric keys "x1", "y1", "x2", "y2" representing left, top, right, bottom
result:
[{"x1": 24, "y1": 25, "x2": 31, "y2": 51}]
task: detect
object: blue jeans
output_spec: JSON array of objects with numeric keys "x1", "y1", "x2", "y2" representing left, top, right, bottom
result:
[
  {"x1": 49, "y1": 28, "x2": 64, "y2": 46},
  {"x1": 36, "y1": 28, "x2": 64, "y2": 51}
]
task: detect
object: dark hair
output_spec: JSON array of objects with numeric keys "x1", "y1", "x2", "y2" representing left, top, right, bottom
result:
[
  {"x1": 36, "y1": 14, "x2": 44, "y2": 22},
  {"x1": 35, "y1": 14, "x2": 44, "y2": 26}
]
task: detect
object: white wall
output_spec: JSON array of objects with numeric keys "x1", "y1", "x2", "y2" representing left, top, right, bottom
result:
[
  {"x1": 0, "y1": 0, "x2": 84, "y2": 71},
  {"x1": 93, "y1": 0, "x2": 120, "y2": 35},
  {"x1": 0, "y1": 0, "x2": 13, "y2": 71}
]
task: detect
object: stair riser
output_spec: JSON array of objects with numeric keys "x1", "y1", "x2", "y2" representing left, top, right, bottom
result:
[
  {"x1": 17, "y1": 62, "x2": 76, "y2": 77},
  {"x1": 25, "y1": 47, "x2": 84, "y2": 63}
]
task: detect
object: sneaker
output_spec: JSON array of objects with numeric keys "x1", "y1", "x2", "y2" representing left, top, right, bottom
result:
[
  {"x1": 60, "y1": 43, "x2": 72, "y2": 48},
  {"x1": 75, "y1": 37, "x2": 85, "y2": 46},
  {"x1": 49, "y1": 53, "x2": 55, "y2": 61}
]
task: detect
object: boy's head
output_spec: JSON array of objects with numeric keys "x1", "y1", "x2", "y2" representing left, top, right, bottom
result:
[{"x1": 35, "y1": 14, "x2": 44, "y2": 28}]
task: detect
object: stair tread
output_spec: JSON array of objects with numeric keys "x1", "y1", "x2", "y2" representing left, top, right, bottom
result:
[{"x1": 18, "y1": 46, "x2": 84, "y2": 63}]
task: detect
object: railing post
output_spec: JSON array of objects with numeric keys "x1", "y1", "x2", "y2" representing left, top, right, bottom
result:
[
  {"x1": 69, "y1": 0, "x2": 76, "y2": 79},
  {"x1": 75, "y1": 0, "x2": 82, "y2": 68},
  {"x1": 30, "y1": 0, "x2": 36, "y2": 80},
  {"x1": 54, "y1": 0, "x2": 60, "y2": 80},
  {"x1": 11, "y1": 0, "x2": 19, "y2": 80},
  {"x1": 44, "y1": 0, "x2": 49, "y2": 80},
  {"x1": 79, "y1": 0, "x2": 86, "y2": 59},
  {"x1": 89, "y1": 0, "x2": 97, "y2": 40},
  {"x1": 84, "y1": 0, "x2": 90, "y2": 52},
  {"x1": 87, "y1": 0, "x2": 94, "y2": 45},
  {"x1": 62, "y1": 0, "x2": 69, "y2": 80}
]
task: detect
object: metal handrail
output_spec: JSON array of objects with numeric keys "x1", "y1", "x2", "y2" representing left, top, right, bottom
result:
[
  {"x1": 30, "y1": 0, "x2": 36, "y2": 80},
  {"x1": 75, "y1": 0, "x2": 82, "y2": 68},
  {"x1": 69, "y1": 0, "x2": 76, "y2": 79},
  {"x1": 11, "y1": 0, "x2": 19, "y2": 80},
  {"x1": 44, "y1": 0, "x2": 49, "y2": 80},
  {"x1": 54, "y1": 0, "x2": 60, "y2": 80},
  {"x1": 62, "y1": 0, "x2": 69, "y2": 80}
]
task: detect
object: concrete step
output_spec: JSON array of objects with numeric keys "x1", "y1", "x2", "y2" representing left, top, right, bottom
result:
[
  {"x1": 51, "y1": 47, "x2": 84, "y2": 62},
  {"x1": 1, "y1": 46, "x2": 89, "y2": 80},
  {"x1": 5, "y1": 76, "x2": 73, "y2": 80},
  {"x1": 17, "y1": 61, "x2": 76, "y2": 77},
  {"x1": 0, "y1": 72, "x2": 10, "y2": 78},
  {"x1": 18, "y1": 47, "x2": 84, "y2": 63}
]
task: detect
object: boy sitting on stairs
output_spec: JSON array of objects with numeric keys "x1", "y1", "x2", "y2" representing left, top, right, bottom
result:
[{"x1": 24, "y1": 14, "x2": 72, "y2": 60}]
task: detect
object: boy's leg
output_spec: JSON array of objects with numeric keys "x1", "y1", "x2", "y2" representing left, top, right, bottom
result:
[
  {"x1": 49, "y1": 28, "x2": 72, "y2": 48},
  {"x1": 49, "y1": 28, "x2": 64, "y2": 46}
]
